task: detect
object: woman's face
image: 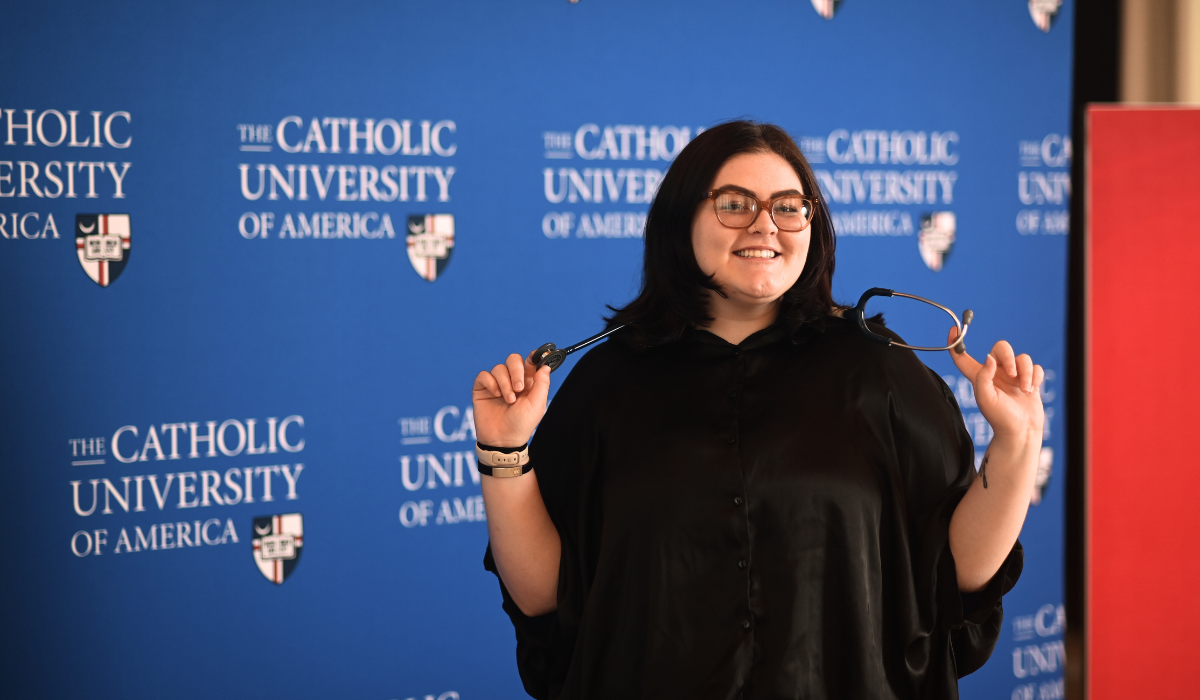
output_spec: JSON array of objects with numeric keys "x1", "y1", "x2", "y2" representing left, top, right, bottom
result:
[{"x1": 691, "y1": 150, "x2": 811, "y2": 309}]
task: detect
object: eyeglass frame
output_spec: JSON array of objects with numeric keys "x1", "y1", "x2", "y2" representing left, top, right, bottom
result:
[{"x1": 703, "y1": 188, "x2": 819, "y2": 232}]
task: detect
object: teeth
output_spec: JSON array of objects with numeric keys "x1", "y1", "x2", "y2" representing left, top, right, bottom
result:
[{"x1": 734, "y1": 249, "x2": 777, "y2": 258}]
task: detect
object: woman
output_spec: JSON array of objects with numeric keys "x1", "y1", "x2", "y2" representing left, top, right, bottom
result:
[{"x1": 473, "y1": 121, "x2": 1043, "y2": 699}]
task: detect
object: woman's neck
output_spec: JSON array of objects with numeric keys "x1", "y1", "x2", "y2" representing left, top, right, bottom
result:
[{"x1": 700, "y1": 295, "x2": 780, "y2": 345}]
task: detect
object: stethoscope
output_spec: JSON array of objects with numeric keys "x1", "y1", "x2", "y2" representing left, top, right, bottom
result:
[{"x1": 530, "y1": 288, "x2": 973, "y2": 372}]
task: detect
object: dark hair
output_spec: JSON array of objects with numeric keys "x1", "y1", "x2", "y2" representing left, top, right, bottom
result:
[{"x1": 605, "y1": 120, "x2": 837, "y2": 347}]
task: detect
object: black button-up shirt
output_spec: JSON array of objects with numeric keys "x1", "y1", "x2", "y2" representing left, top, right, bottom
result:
[{"x1": 485, "y1": 317, "x2": 1021, "y2": 699}]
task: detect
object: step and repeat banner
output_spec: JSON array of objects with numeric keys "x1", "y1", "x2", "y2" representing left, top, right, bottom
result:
[{"x1": 0, "y1": 2, "x2": 1071, "y2": 698}]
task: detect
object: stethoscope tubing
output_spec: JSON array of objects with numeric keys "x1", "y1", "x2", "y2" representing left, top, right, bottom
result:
[
  {"x1": 850, "y1": 287, "x2": 973, "y2": 354},
  {"x1": 530, "y1": 288, "x2": 973, "y2": 372}
]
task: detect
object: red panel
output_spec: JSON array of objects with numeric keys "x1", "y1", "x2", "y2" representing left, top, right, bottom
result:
[{"x1": 1088, "y1": 106, "x2": 1200, "y2": 698}]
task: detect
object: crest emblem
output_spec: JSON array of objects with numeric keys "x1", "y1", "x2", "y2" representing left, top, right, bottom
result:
[
  {"x1": 76, "y1": 214, "x2": 131, "y2": 287},
  {"x1": 810, "y1": 0, "x2": 845, "y2": 19},
  {"x1": 1031, "y1": 446, "x2": 1053, "y2": 506},
  {"x1": 406, "y1": 214, "x2": 455, "y2": 282},
  {"x1": 918, "y1": 212, "x2": 956, "y2": 272},
  {"x1": 252, "y1": 513, "x2": 303, "y2": 584},
  {"x1": 1028, "y1": 0, "x2": 1062, "y2": 32}
]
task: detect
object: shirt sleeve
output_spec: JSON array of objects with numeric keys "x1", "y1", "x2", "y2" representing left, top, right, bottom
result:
[
  {"x1": 482, "y1": 544, "x2": 560, "y2": 699},
  {"x1": 922, "y1": 368, "x2": 1024, "y2": 678},
  {"x1": 481, "y1": 343, "x2": 613, "y2": 700},
  {"x1": 952, "y1": 541, "x2": 1023, "y2": 676},
  {"x1": 875, "y1": 332, "x2": 1023, "y2": 690}
]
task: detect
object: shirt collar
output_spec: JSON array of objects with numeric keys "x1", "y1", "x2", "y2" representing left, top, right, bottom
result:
[{"x1": 685, "y1": 322, "x2": 791, "y2": 351}]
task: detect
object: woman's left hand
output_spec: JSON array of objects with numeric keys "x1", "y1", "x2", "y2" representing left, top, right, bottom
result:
[
  {"x1": 947, "y1": 328, "x2": 1045, "y2": 445},
  {"x1": 946, "y1": 330, "x2": 1046, "y2": 590}
]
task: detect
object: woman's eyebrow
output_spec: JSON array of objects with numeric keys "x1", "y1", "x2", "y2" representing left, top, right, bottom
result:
[
  {"x1": 716, "y1": 185, "x2": 805, "y2": 198},
  {"x1": 715, "y1": 184, "x2": 758, "y2": 197}
]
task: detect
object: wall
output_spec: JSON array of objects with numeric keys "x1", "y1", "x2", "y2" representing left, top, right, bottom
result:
[{"x1": 0, "y1": 2, "x2": 1074, "y2": 698}]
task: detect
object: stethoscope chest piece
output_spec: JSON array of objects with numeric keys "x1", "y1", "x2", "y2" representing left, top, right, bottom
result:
[
  {"x1": 531, "y1": 343, "x2": 568, "y2": 371},
  {"x1": 530, "y1": 326, "x2": 624, "y2": 373}
]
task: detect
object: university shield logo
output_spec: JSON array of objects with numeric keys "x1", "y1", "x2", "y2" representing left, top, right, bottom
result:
[
  {"x1": 1028, "y1": 0, "x2": 1062, "y2": 32},
  {"x1": 918, "y1": 212, "x2": 956, "y2": 272},
  {"x1": 810, "y1": 0, "x2": 845, "y2": 19},
  {"x1": 406, "y1": 214, "x2": 455, "y2": 282},
  {"x1": 252, "y1": 513, "x2": 303, "y2": 585},
  {"x1": 76, "y1": 214, "x2": 130, "y2": 287},
  {"x1": 1031, "y1": 446, "x2": 1053, "y2": 506}
]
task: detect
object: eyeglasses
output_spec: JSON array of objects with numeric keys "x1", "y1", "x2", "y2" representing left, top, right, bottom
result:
[{"x1": 704, "y1": 188, "x2": 818, "y2": 232}]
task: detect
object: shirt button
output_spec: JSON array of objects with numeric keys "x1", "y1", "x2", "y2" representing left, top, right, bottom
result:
[
  {"x1": 738, "y1": 559, "x2": 748, "y2": 569},
  {"x1": 733, "y1": 348, "x2": 741, "y2": 356},
  {"x1": 734, "y1": 496, "x2": 743, "y2": 506},
  {"x1": 742, "y1": 619, "x2": 751, "y2": 629},
  {"x1": 728, "y1": 436, "x2": 737, "y2": 444}
]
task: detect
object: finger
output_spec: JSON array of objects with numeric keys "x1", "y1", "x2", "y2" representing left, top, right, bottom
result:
[
  {"x1": 491, "y1": 363, "x2": 516, "y2": 403},
  {"x1": 1015, "y1": 353, "x2": 1034, "y2": 392},
  {"x1": 975, "y1": 353, "x2": 999, "y2": 406},
  {"x1": 523, "y1": 355, "x2": 540, "y2": 388},
  {"x1": 948, "y1": 327, "x2": 983, "y2": 379},
  {"x1": 991, "y1": 340, "x2": 1018, "y2": 380},
  {"x1": 946, "y1": 326, "x2": 968, "y2": 355},
  {"x1": 506, "y1": 353, "x2": 525, "y2": 393},
  {"x1": 1033, "y1": 364, "x2": 1045, "y2": 391},
  {"x1": 473, "y1": 370, "x2": 501, "y2": 398}
]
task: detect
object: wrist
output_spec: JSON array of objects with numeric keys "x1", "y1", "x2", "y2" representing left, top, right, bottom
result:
[
  {"x1": 476, "y1": 439, "x2": 530, "y2": 450},
  {"x1": 475, "y1": 442, "x2": 532, "y2": 478},
  {"x1": 989, "y1": 426, "x2": 1042, "y2": 455},
  {"x1": 475, "y1": 432, "x2": 532, "y2": 449},
  {"x1": 477, "y1": 441, "x2": 528, "y2": 453}
]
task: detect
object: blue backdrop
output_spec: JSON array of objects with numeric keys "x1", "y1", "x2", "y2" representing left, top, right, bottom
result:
[{"x1": 0, "y1": 2, "x2": 1071, "y2": 698}]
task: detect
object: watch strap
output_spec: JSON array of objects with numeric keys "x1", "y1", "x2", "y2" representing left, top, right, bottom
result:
[
  {"x1": 476, "y1": 462, "x2": 534, "y2": 478},
  {"x1": 475, "y1": 442, "x2": 532, "y2": 478}
]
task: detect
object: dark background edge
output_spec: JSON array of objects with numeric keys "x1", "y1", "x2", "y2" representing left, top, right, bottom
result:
[{"x1": 1067, "y1": 2, "x2": 1121, "y2": 699}]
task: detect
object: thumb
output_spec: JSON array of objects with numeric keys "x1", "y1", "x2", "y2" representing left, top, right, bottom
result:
[
  {"x1": 948, "y1": 326, "x2": 983, "y2": 380},
  {"x1": 528, "y1": 364, "x2": 552, "y2": 408},
  {"x1": 974, "y1": 353, "x2": 999, "y2": 407}
]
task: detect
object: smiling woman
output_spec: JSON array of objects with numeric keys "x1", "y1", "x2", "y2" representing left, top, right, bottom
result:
[
  {"x1": 472, "y1": 121, "x2": 1041, "y2": 700},
  {"x1": 689, "y1": 152, "x2": 815, "y2": 343},
  {"x1": 605, "y1": 121, "x2": 836, "y2": 348}
]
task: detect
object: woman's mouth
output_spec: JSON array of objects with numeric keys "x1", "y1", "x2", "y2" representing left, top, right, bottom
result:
[{"x1": 734, "y1": 249, "x2": 778, "y2": 259}]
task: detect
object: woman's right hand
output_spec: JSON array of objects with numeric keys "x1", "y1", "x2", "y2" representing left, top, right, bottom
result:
[{"x1": 472, "y1": 353, "x2": 552, "y2": 447}]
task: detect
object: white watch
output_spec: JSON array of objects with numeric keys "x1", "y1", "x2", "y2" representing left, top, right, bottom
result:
[{"x1": 475, "y1": 443, "x2": 532, "y2": 478}]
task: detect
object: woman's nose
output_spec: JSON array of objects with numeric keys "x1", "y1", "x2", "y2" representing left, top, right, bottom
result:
[{"x1": 750, "y1": 205, "x2": 778, "y2": 234}]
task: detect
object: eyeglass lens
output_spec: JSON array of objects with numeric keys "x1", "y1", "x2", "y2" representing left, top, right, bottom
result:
[{"x1": 714, "y1": 192, "x2": 813, "y2": 231}]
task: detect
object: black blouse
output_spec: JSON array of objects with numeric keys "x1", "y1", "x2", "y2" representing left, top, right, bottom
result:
[{"x1": 484, "y1": 317, "x2": 1022, "y2": 700}]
